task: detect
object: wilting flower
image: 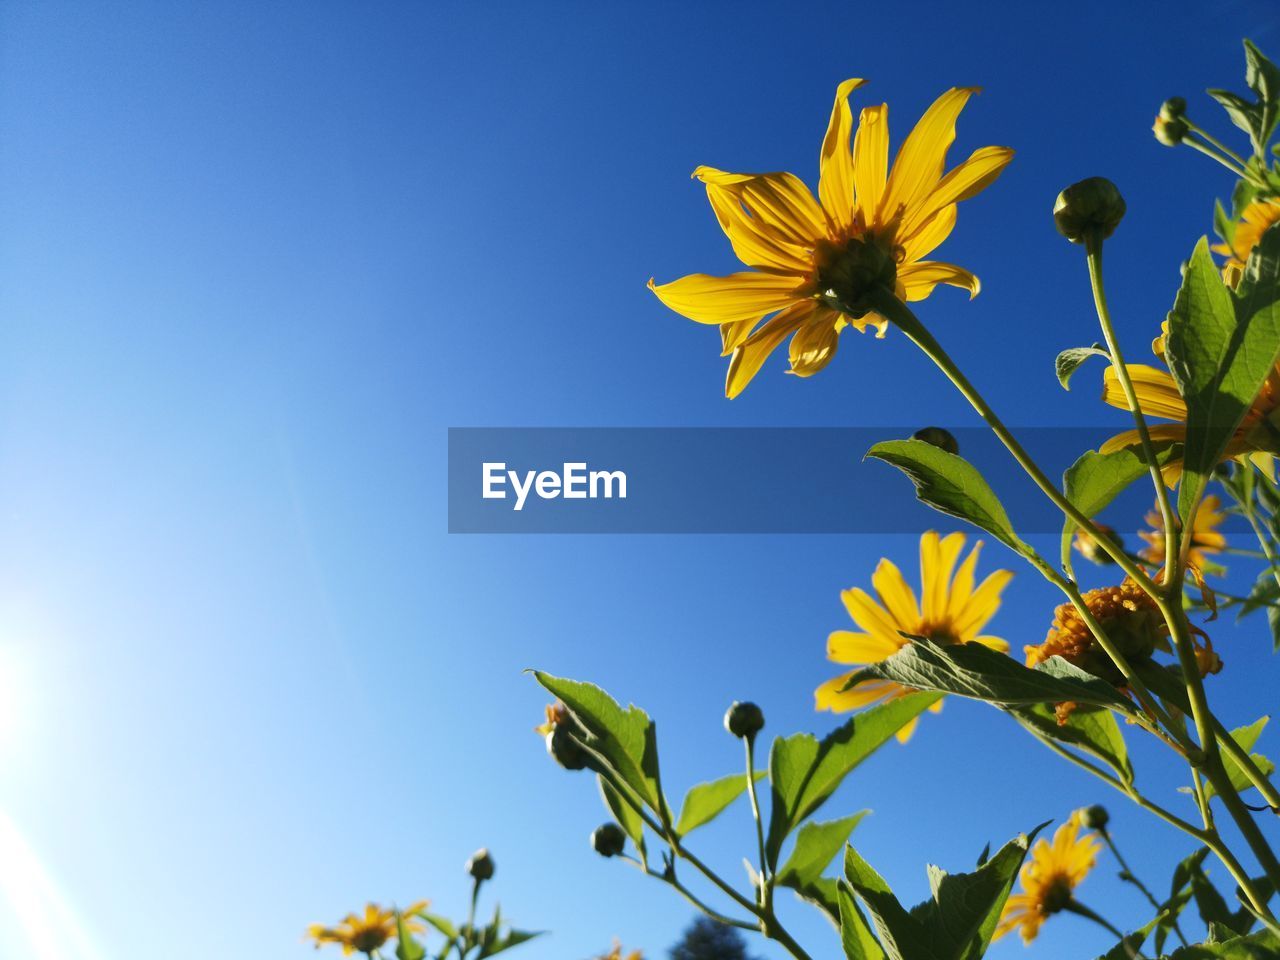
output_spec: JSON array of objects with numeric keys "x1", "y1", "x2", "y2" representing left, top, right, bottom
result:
[
  {"x1": 1214, "y1": 199, "x2": 1280, "y2": 287},
  {"x1": 307, "y1": 902, "x2": 428, "y2": 956},
  {"x1": 996, "y1": 813, "x2": 1099, "y2": 945},
  {"x1": 1100, "y1": 324, "x2": 1280, "y2": 482},
  {"x1": 815, "y1": 531, "x2": 1011, "y2": 742},
  {"x1": 649, "y1": 79, "x2": 1013, "y2": 397},
  {"x1": 1139, "y1": 494, "x2": 1226, "y2": 571},
  {"x1": 1026, "y1": 579, "x2": 1164, "y2": 687}
]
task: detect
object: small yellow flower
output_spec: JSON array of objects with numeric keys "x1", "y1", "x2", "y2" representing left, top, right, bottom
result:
[
  {"x1": 535, "y1": 701, "x2": 570, "y2": 736},
  {"x1": 649, "y1": 79, "x2": 1013, "y2": 397},
  {"x1": 996, "y1": 812, "x2": 1099, "y2": 945},
  {"x1": 815, "y1": 531, "x2": 1011, "y2": 742},
  {"x1": 598, "y1": 942, "x2": 643, "y2": 960},
  {"x1": 1213, "y1": 199, "x2": 1280, "y2": 287},
  {"x1": 1100, "y1": 324, "x2": 1280, "y2": 482},
  {"x1": 307, "y1": 902, "x2": 428, "y2": 956},
  {"x1": 1139, "y1": 494, "x2": 1226, "y2": 571}
]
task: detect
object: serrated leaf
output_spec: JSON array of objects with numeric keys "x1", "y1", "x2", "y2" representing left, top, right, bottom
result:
[
  {"x1": 532, "y1": 672, "x2": 664, "y2": 814},
  {"x1": 777, "y1": 813, "x2": 869, "y2": 890},
  {"x1": 1011, "y1": 703, "x2": 1134, "y2": 785},
  {"x1": 765, "y1": 693, "x2": 941, "y2": 869},
  {"x1": 1165, "y1": 232, "x2": 1280, "y2": 528},
  {"x1": 673, "y1": 770, "x2": 765, "y2": 837},
  {"x1": 1056, "y1": 345, "x2": 1110, "y2": 390},
  {"x1": 843, "y1": 639, "x2": 1132, "y2": 711},
  {"x1": 866, "y1": 440, "x2": 1025, "y2": 554}
]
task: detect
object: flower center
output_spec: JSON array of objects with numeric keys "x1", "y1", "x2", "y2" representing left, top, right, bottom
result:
[
  {"x1": 352, "y1": 926, "x2": 390, "y2": 954},
  {"x1": 813, "y1": 236, "x2": 898, "y2": 319},
  {"x1": 1040, "y1": 875, "x2": 1073, "y2": 915},
  {"x1": 916, "y1": 620, "x2": 960, "y2": 645}
]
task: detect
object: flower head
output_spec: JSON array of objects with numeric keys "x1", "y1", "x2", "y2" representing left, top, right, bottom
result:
[
  {"x1": 996, "y1": 813, "x2": 1099, "y2": 944},
  {"x1": 1025, "y1": 579, "x2": 1164, "y2": 687},
  {"x1": 307, "y1": 902, "x2": 428, "y2": 956},
  {"x1": 598, "y1": 941, "x2": 643, "y2": 960},
  {"x1": 1214, "y1": 199, "x2": 1280, "y2": 287},
  {"x1": 649, "y1": 79, "x2": 1013, "y2": 397},
  {"x1": 1139, "y1": 494, "x2": 1226, "y2": 572},
  {"x1": 815, "y1": 531, "x2": 1011, "y2": 742}
]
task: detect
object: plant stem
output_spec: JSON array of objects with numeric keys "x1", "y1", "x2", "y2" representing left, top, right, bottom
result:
[
  {"x1": 629, "y1": 861, "x2": 756, "y2": 930},
  {"x1": 1183, "y1": 133, "x2": 1252, "y2": 180},
  {"x1": 744, "y1": 736, "x2": 770, "y2": 909},
  {"x1": 1084, "y1": 237, "x2": 1179, "y2": 583},
  {"x1": 1100, "y1": 829, "x2": 1189, "y2": 947},
  {"x1": 1065, "y1": 899, "x2": 1132, "y2": 949}
]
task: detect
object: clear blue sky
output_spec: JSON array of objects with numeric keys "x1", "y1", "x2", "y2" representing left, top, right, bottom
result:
[{"x1": 2, "y1": 3, "x2": 1280, "y2": 959}]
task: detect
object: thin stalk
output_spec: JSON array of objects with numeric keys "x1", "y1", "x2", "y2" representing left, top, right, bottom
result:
[
  {"x1": 1065, "y1": 900, "x2": 1133, "y2": 950},
  {"x1": 1184, "y1": 119, "x2": 1250, "y2": 167},
  {"x1": 624, "y1": 859, "x2": 756, "y2": 930},
  {"x1": 1100, "y1": 829, "x2": 1189, "y2": 947},
  {"x1": 1084, "y1": 237, "x2": 1178, "y2": 584},
  {"x1": 1183, "y1": 133, "x2": 1252, "y2": 180},
  {"x1": 744, "y1": 736, "x2": 769, "y2": 909}
]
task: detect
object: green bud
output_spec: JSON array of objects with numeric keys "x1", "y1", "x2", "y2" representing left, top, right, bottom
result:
[
  {"x1": 724, "y1": 701, "x2": 764, "y2": 739},
  {"x1": 1159, "y1": 97, "x2": 1186, "y2": 121},
  {"x1": 546, "y1": 725, "x2": 590, "y2": 771},
  {"x1": 911, "y1": 427, "x2": 959, "y2": 456},
  {"x1": 1053, "y1": 177, "x2": 1126, "y2": 243},
  {"x1": 466, "y1": 848, "x2": 495, "y2": 881},
  {"x1": 591, "y1": 823, "x2": 627, "y2": 858},
  {"x1": 1081, "y1": 804, "x2": 1110, "y2": 831},
  {"x1": 1154, "y1": 115, "x2": 1188, "y2": 147}
]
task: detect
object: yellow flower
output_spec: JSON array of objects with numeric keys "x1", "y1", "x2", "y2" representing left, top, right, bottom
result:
[
  {"x1": 599, "y1": 942, "x2": 643, "y2": 960},
  {"x1": 307, "y1": 902, "x2": 428, "y2": 956},
  {"x1": 1139, "y1": 494, "x2": 1226, "y2": 571},
  {"x1": 649, "y1": 79, "x2": 1013, "y2": 397},
  {"x1": 1213, "y1": 199, "x2": 1280, "y2": 287},
  {"x1": 1100, "y1": 325, "x2": 1280, "y2": 482},
  {"x1": 815, "y1": 531, "x2": 1011, "y2": 742},
  {"x1": 1026, "y1": 579, "x2": 1163, "y2": 685},
  {"x1": 996, "y1": 812, "x2": 1099, "y2": 945}
]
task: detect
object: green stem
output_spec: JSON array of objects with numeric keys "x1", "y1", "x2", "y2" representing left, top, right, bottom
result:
[
  {"x1": 1084, "y1": 237, "x2": 1179, "y2": 583},
  {"x1": 1065, "y1": 900, "x2": 1132, "y2": 949},
  {"x1": 744, "y1": 736, "x2": 770, "y2": 909},
  {"x1": 1183, "y1": 132, "x2": 1252, "y2": 180},
  {"x1": 627, "y1": 860, "x2": 756, "y2": 930},
  {"x1": 1100, "y1": 830, "x2": 1189, "y2": 947},
  {"x1": 1184, "y1": 119, "x2": 1250, "y2": 168}
]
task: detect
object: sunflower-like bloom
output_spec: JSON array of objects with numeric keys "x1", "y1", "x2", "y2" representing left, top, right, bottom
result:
[
  {"x1": 1026, "y1": 579, "x2": 1164, "y2": 688},
  {"x1": 1139, "y1": 494, "x2": 1226, "y2": 571},
  {"x1": 649, "y1": 79, "x2": 1013, "y2": 397},
  {"x1": 1100, "y1": 324, "x2": 1280, "y2": 482},
  {"x1": 1214, "y1": 199, "x2": 1280, "y2": 287},
  {"x1": 815, "y1": 531, "x2": 1011, "y2": 742},
  {"x1": 996, "y1": 813, "x2": 1099, "y2": 945},
  {"x1": 307, "y1": 902, "x2": 428, "y2": 956}
]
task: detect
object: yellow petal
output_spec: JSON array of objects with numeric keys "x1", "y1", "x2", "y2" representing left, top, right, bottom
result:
[
  {"x1": 871, "y1": 558, "x2": 920, "y2": 628},
  {"x1": 852, "y1": 104, "x2": 889, "y2": 228},
  {"x1": 899, "y1": 145, "x2": 1014, "y2": 241},
  {"x1": 893, "y1": 714, "x2": 920, "y2": 743},
  {"x1": 1102, "y1": 364, "x2": 1187, "y2": 420},
  {"x1": 827, "y1": 629, "x2": 901, "y2": 665},
  {"x1": 897, "y1": 260, "x2": 979, "y2": 301},
  {"x1": 841, "y1": 586, "x2": 908, "y2": 643},
  {"x1": 920, "y1": 531, "x2": 965, "y2": 623},
  {"x1": 786, "y1": 308, "x2": 841, "y2": 377},
  {"x1": 725, "y1": 301, "x2": 813, "y2": 398},
  {"x1": 702, "y1": 175, "x2": 816, "y2": 274},
  {"x1": 814, "y1": 673, "x2": 895, "y2": 712},
  {"x1": 952, "y1": 569, "x2": 1012, "y2": 638},
  {"x1": 648, "y1": 272, "x2": 804, "y2": 324},
  {"x1": 694, "y1": 167, "x2": 827, "y2": 246},
  {"x1": 900, "y1": 205, "x2": 957, "y2": 263},
  {"x1": 881, "y1": 87, "x2": 977, "y2": 226},
  {"x1": 819, "y1": 79, "x2": 866, "y2": 237}
]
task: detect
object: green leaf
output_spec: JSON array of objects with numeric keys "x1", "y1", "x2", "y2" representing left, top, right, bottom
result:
[
  {"x1": 791, "y1": 876, "x2": 843, "y2": 928},
  {"x1": 1165, "y1": 233, "x2": 1280, "y2": 527},
  {"x1": 396, "y1": 914, "x2": 427, "y2": 960},
  {"x1": 844, "y1": 639, "x2": 1132, "y2": 711},
  {"x1": 477, "y1": 929, "x2": 542, "y2": 959},
  {"x1": 765, "y1": 692, "x2": 941, "y2": 869},
  {"x1": 1209, "y1": 718, "x2": 1275, "y2": 800},
  {"x1": 839, "y1": 879, "x2": 888, "y2": 960},
  {"x1": 1056, "y1": 345, "x2": 1110, "y2": 390},
  {"x1": 1061, "y1": 446, "x2": 1178, "y2": 568},
  {"x1": 866, "y1": 440, "x2": 1026, "y2": 553},
  {"x1": 1096, "y1": 908, "x2": 1177, "y2": 960},
  {"x1": 844, "y1": 846, "x2": 939, "y2": 960},
  {"x1": 420, "y1": 913, "x2": 459, "y2": 940},
  {"x1": 673, "y1": 770, "x2": 765, "y2": 838},
  {"x1": 599, "y1": 777, "x2": 647, "y2": 864},
  {"x1": 532, "y1": 672, "x2": 664, "y2": 814},
  {"x1": 776, "y1": 813, "x2": 869, "y2": 890},
  {"x1": 1169, "y1": 928, "x2": 1280, "y2": 958},
  {"x1": 1011, "y1": 703, "x2": 1134, "y2": 786}
]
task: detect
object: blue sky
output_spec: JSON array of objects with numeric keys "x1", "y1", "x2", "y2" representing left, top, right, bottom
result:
[{"x1": 3, "y1": 2, "x2": 1280, "y2": 959}]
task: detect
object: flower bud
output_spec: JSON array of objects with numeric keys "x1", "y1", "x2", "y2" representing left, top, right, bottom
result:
[
  {"x1": 591, "y1": 823, "x2": 627, "y2": 858},
  {"x1": 466, "y1": 848, "x2": 495, "y2": 881},
  {"x1": 1081, "y1": 804, "x2": 1110, "y2": 831},
  {"x1": 1153, "y1": 115, "x2": 1189, "y2": 147},
  {"x1": 724, "y1": 701, "x2": 764, "y2": 740},
  {"x1": 546, "y1": 724, "x2": 590, "y2": 771},
  {"x1": 911, "y1": 427, "x2": 959, "y2": 456},
  {"x1": 1159, "y1": 97, "x2": 1186, "y2": 121},
  {"x1": 1053, "y1": 177, "x2": 1126, "y2": 243}
]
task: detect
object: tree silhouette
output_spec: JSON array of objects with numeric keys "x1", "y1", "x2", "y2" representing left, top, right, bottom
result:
[{"x1": 668, "y1": 917, "x2": 758, "y2": 960}]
